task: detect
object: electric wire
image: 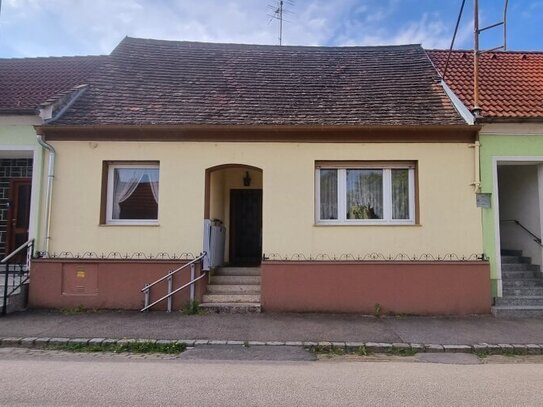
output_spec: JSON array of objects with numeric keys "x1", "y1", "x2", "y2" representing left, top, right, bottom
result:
[{"x1": 442, "y1": 0, "x2": 466, "y2": 80}]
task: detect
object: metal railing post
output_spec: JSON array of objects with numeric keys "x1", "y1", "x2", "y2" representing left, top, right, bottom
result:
[
  {"x1": 143, "y1": 284, "x2": 150, "y2": 311},
  {"x1": 190, "y1": 263, "x2": 195, "y2": 303},
  {"x1": 2, "y1": 262, "x2": 9, "y2": 316},
  {"x1": 139, "y1": 252, "x2": 206, "y2": 312},
  {"x1": 26, "y1": 241, "x2": 33, "y2": 272},
  {"x1": 167, "y1": 272, "x2": 173, "y2": 313}
]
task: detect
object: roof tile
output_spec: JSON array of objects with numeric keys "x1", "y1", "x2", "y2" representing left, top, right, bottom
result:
[
  {"x1": 52, "y1": 37, "x2": 465, "y2": 126},
  {"x1": 427, "y1": 49, "x2": 543, "y2": 119},
  {"x1": 0, "y1": 55, "x2": 106, "y2": 113}
]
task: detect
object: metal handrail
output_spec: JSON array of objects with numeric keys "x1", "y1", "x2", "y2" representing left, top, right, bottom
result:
[
  {"x1": 140, "y1": 252, "x2": 206, "y2": 292},
  {"x1": 501, "y1": 220, "x2": 543, "y2": 247},
  {"x1": 140, "y1": 252, "x2": 206, "y2": 312},
  {"x1": 1, "y1": 239, "x2": 34, "y2": 264},
  {"x1": 6, "y1": 276, "x2": 29, "y2": 298},
  {"x1": 141, "y1": 271, "x2": 208, "y2": 312}
]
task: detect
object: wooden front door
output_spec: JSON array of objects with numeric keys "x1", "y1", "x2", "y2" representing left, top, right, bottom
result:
[
  {"x1": 6, "y1": 178, "x2": 32, "y2": 258},
  {"x1": 229, "y1": 189, "x2": 262, "y2": 266}
]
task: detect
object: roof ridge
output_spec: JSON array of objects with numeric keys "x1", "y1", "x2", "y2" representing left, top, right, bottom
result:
[{"x1": 120, "y1": 36, "x2": 423, "y2": 50}]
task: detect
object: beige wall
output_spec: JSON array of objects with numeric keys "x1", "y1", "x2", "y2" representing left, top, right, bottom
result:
[{"x1": 42, "y1": 141, "x2": 482, "y2": 258}]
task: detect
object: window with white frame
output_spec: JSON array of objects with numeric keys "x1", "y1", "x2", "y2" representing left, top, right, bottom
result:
[
  {"x1": 105, "y1": 163, "x2": 160, "y2": 224},
  {"x1": 316, "y1": 162, "x2": 416, "y2": 224}
]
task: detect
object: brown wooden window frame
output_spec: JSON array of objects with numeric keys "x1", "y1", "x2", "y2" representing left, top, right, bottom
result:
[{"x1": 100, "y1": 161, "x2": 160, "y2": 225}]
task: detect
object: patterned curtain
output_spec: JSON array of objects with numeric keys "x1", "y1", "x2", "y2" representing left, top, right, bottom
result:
[
  {"x1": 320, "y1": 169, "x2": 338, "y2": 220},
  {"x1": 392, "y1": 169, "x2": 409, "y2": 219},
  {"x1": 346, "y1": 169, "x2": 383, "y2": 219}
]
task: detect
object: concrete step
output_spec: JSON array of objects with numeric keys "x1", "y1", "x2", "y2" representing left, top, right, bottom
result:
[
  {"x1": 202, "y1": 294, "x2": 261, "y2": 304},
  {"x1": 502, "y1": 279, "x2": 543, "y2": 288},
  {"x1": 206, "y1": 284, "x2": 261, "y2": 294},
  {"x1": 502, "y1": 270, "x2": 543, "y2": 279},
  {"x1": 503, "y1": 287, "x2": 543, "y2": 296},
  {"x1": 501, "y1": 263, "x2": 540, "y2": 272},
  {"x1": 501, "y1": 249, "x2": 523, "y2": 257},
  {"x1": 214, "y1": 267, "x2": 261, "y2": 276},
  {"x1": 210, "y1": 275, "x2": 261, "y2": 285},
  {"x1": 492, "y1": 305, "x2": 543, "y2": 318},
  {"x1": 495, "y1": 296, "x2": 543, "y2": 306},
  {"x1": 199, "y1": 302, "x2": 261, "y2": 313},
  {"x1": 501, "y1": 256, "x2": 531, "y2": 264}
]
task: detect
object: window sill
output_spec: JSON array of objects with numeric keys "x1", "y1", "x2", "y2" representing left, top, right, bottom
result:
[
  {"x1": 314, "y1": 222, "x2": 421, "y2": 227},
  {"x1": 99, "y1": 223, "x2": 160, "y2": 227}
]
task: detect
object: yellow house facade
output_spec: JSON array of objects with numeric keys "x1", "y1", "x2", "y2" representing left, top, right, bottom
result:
[
  {"x1": 43, "y1": 139, "x2": 482, "y2": 259},
  {"x1": 29, "y1": 38, "x2": 491, "y2": 314}
]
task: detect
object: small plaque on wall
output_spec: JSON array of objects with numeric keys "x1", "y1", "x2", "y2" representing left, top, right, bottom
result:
[{"x1": 476, "y1": 193, "x2": 491, "y2": 208}]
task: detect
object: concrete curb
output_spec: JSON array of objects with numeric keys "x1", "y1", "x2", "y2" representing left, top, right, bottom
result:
[{"x1": 1, "y1": 337, "x2": 543, "y2": 355}]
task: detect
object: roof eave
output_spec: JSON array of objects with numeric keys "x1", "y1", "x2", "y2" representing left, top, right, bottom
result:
[
  {"x1": 35, "y1": 123, "x2": 480, "y2": 143},
  {"x1": 477, "y1": 116, "x2": 543, "y2": 124},
  {"x1": 0, "y1": 108, "x2": 37, "y2": 115}
]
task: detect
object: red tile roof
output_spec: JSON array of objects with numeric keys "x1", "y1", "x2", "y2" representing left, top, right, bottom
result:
[
  {"x1": 51, "y1": 37, "x2": 465, "y2": 126},
  {"x1": 427, "y1": 50, "x2": 543, "y2": 120},
  {"x1": 0, "y1": 55, "x2": 107, "y2": 114}
]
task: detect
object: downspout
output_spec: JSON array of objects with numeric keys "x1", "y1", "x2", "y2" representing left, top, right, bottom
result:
[
  {"x1": 470, "y1": 138, "x2": 481, "y2": 192},
  {"x1": 35, "y1": 85, "x2": 87, "y2": 256},
  {"x1": 36, "y1": 135, "x2": 56, "y2": 256}
]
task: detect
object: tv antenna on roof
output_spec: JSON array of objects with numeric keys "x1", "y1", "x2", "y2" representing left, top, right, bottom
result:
[
  {"x1": 442, "y1": 0, "x2": 509, "y2": 118},
  {"x1": 267, "y1": 0, "x2": 294, "y2": 45},
  {"x1": 472, "y1": 0, "x2": 509, "y2": 117}
]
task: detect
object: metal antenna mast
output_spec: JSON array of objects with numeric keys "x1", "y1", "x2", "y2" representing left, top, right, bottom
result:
[
  {"x1": 268, "y1": 1, "x2": 294, "y2": 45},
  {"x1": 472, "y1": 0, "x2": 509, "y2": 117},
  {"x1": 278, "y1": 0, "x2": 283, "y2": 45}
]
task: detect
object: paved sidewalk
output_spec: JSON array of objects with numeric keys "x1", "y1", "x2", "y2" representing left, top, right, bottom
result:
[{"x1": 1, "y1": 310, "x2": 543, "y2": 345}]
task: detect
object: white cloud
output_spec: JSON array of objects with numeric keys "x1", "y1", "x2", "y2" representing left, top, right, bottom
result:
[
  {"x1": 333, "y1": 9, "x2": 471, "y2": 49},
  {"x1": 389, "y1": 13, "x2": 453, "y2": 48},
  {"x1": 0, "y1": 0, "x2": 473, "y2": 57}
]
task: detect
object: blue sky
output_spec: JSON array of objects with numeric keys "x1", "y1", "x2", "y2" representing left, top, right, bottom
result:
[{"x1": 0, "y1": 0, "x2": 541, "y2": 58}]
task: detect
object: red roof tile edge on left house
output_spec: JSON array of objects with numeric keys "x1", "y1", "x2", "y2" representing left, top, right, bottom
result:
[{"x1": 0, "y1": 55, "x2": 108, "y2": 114}]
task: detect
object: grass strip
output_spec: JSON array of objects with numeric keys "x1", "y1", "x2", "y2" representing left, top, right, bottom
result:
[{"x1": 46, "y1": 341, "x2": 186, "y2": 354}]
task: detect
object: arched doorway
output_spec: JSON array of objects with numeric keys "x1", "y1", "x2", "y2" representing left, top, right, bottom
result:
[{"x1": 204, "y1": 164, "x2": 263, "y2": 266}]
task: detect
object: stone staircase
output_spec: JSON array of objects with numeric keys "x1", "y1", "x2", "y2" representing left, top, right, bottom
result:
[
  {"x1": 492, "y1": 249, "x2": 543, "y2": 317},
  {"x1": 199, "y1": 267, "x2": 261, "y2": 313}
]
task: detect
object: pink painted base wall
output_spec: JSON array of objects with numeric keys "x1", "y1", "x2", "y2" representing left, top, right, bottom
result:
[
  {"x1": 29, "y1": 260, "x2": 207, "y2": 311},
  {"x1": 261, "y1": 261, "x2": 491, "y2": 315}
]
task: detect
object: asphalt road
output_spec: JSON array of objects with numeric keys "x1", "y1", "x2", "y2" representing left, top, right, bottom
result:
[{"x1": 1, "y1": 348, "x2": 543, "y2": 406}]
